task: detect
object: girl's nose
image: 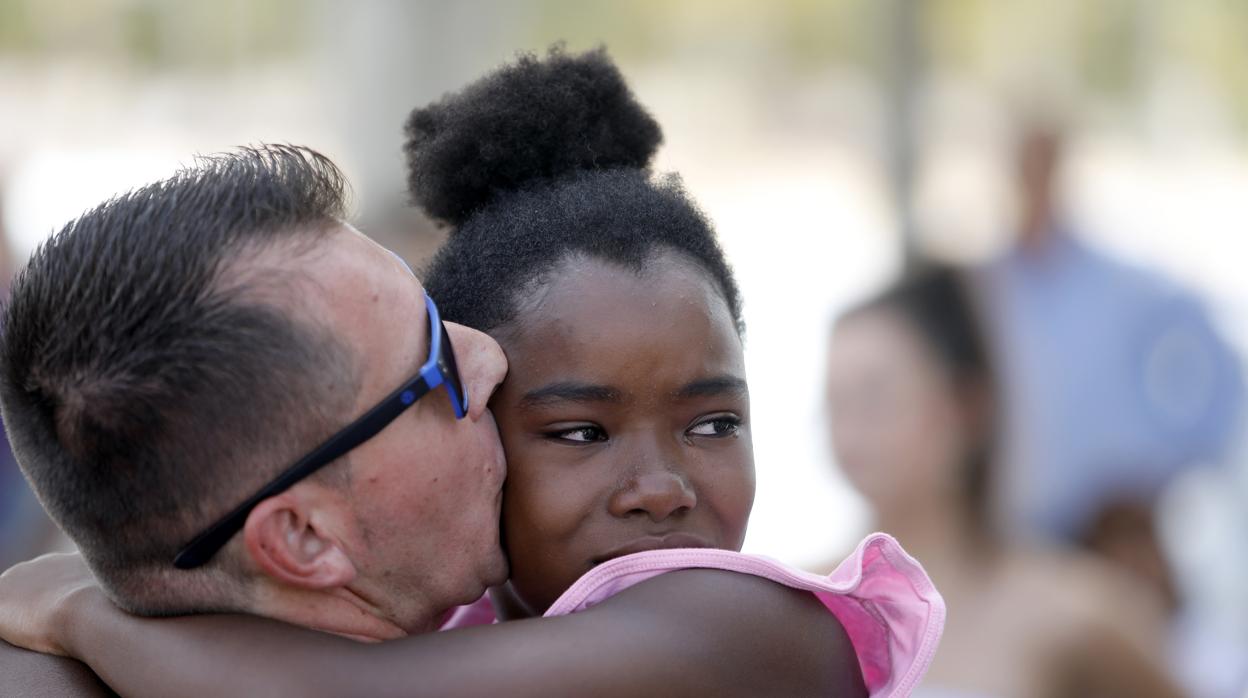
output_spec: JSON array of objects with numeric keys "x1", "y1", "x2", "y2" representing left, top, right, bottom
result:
[{"x1": 608, "y1": 468, "x2": 697, "y2": 522}]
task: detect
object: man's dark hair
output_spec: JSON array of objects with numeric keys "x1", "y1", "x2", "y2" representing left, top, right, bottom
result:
[
  {"x1": 405, "y1": 46, "x2": 744, "y2": 336},
  {"x1": 0, "y1": 145, "x2": 359, "y2": 614}
]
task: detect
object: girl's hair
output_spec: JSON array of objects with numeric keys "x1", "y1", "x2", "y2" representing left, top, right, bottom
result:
[
  {"x1": 845, "y1": 264, "x2": 997, "y2": 527},
  {"x1": 404, "y1": 46, "x2": 743, "y2": 335}
]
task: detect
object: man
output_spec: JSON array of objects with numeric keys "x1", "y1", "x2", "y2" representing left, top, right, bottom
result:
[
  {"x1": 0, "y1": 144, "x2": 867, "y2": 697},
  {"x1": 974, "y1": 121, "x2": 1247, "y2": 698},
  {"x1": 975, "y1": 122, "x2": 1243, "y2": 542},
  {"x1": 0, "y1": 145, "x2": 510, "y2": 691}
]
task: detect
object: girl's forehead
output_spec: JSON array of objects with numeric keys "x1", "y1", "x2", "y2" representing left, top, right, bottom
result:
[
  {"x1": 497, "y1": 257, "x2": 744, "y2": 389},
  {"x1": 519, "y1": 260, "x2": 732, "y2": 339}
]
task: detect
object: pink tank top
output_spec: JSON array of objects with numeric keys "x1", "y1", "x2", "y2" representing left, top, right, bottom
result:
[{"x1": 445, "y1": 532, "x2": 944, "y2": 697}]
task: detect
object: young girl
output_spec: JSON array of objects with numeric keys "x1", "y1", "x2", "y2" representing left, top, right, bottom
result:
[{"x1": 0, "y1": 48, "x2": 942, "y2": 696}]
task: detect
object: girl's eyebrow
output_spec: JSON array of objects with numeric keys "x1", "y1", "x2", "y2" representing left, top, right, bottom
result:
[
  {"x1": 519, "y1": 382, "x2": 622, "y2": 408},
  {"x1": 672, "y1": 375, "x2": 748, "y2": 400}
]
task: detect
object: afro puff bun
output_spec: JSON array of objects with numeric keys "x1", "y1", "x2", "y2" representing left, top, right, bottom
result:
[{"x1": 403, "y1": 46, "x2": 663, "y2": 226}]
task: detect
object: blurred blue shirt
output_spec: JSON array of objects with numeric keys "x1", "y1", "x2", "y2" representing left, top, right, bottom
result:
[
  {"x1": 0, "y1": 426, "x2": 61, "y2": 569},
  {"x1": 977, "y1": 227, "x2": 1244, "y2": 539}
]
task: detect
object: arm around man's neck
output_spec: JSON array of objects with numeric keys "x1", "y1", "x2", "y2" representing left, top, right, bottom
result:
[
  {"x1": 61, "y1": 567, "x2": 865, "y2": 697},
  {"x1": 0, "y1": 639, "x2": 116, "y2": 698}
]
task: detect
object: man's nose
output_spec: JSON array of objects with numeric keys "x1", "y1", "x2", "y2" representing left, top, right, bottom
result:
[{"x1": 445, "y1": 322, "x2": 507, "y2": 422}]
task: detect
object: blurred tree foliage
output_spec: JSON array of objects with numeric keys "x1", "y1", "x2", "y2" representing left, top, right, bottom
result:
[
  {"x1": 0, "y1": 0, "x2": 1243, "y2": 128},
  {"x1": 0, "y1": 0, "x2": 307, "y2": 68}
]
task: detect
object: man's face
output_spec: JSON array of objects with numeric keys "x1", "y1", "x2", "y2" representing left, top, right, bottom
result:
[{"x1": 297, "y1": 226, "x2": 508, "y2": 630}]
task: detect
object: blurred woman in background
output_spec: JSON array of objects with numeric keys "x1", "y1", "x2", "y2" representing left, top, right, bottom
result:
[{"x1": 824, "y1": 264, "x2": 1185, "y2": 698}]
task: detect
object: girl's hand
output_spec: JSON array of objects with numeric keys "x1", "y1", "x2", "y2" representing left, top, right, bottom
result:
[{"x1": 0, "y1": 552, "x2": 103, "y2": 656}]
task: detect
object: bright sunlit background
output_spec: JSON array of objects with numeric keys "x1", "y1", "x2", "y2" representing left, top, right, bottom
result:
[{"x1": 2, "y1": 2, "x2": 1247, "y2": 690}]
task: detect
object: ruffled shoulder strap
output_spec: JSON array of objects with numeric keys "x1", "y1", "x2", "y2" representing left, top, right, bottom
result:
[{"x1": 545, "y1": 532, "x2": 944, "y2": 697}]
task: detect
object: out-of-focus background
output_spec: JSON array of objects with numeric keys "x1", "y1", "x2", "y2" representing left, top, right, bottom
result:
[{"x1": 1, "y1": 1, "x2": 1245, "y2": 695}]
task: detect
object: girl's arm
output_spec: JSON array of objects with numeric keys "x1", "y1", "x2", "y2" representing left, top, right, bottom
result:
[
  {"x1": 0, "y1": 640, "x2": 116, "y2": 698},
  {"x1": 45, "y1": 567, "x2": 864, "y2": 697}
]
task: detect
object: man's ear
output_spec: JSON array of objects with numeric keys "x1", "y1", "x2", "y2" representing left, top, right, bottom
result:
[{"x1": 242, "y1": 488, "x2": 357, "y2": 590}]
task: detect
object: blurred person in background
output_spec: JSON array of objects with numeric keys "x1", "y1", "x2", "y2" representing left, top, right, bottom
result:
[
  {"x1": 974, "y1": 121, "x2": 1248, "y2": 696},
  {"x1": 974, "y1": 120, "x2": 1244, "y2": 548},
  {"x1": 0, "y1": 190, "x2": 67, "y2": 572},
  {"x1": 824, "y1": 264, "x2": 1184, "y2": 698}
]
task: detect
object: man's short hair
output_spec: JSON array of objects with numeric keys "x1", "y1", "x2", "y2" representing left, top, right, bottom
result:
[{"x1": 0, "y1": 145, "x2": 360, "y2": 614}]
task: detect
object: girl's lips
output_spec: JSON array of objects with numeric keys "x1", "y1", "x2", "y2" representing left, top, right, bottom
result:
[{"x1": 592, "y1": 533, "x2": 713, "y2": 565}]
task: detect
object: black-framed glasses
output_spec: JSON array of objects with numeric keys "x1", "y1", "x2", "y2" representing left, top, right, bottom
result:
[{"x1": 173, "y1": 293, "x2": 468, "y2": 570}]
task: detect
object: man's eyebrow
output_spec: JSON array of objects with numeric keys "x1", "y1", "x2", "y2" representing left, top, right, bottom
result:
[
  {"x1": 382, "y1": 247, "x2": 431, "y2": 366},
  {"x1": 672, "y1": 375, "x2": 749, "y2": 400},
  {"x1": 519, "y1": 382, "x2": 623, "y2": 408}
]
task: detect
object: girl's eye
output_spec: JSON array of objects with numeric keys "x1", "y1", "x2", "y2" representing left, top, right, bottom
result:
[
  {"x1": 688, "y1": 415, "x2": 741, "y2": 438},
  {"x1": 547, "y1": 425, "x2": 607, "y2": 443}
]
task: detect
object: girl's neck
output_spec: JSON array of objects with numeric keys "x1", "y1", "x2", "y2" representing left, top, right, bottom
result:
[{"x1": 488, "y1": 582, "x2": 539, "y2": 621}]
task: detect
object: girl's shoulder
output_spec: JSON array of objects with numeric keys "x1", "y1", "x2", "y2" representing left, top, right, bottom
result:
[{"x1": 547, "y1": 533, "x2": 945, "y2": 698}]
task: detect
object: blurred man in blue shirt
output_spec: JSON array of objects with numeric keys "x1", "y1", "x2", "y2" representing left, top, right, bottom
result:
[{"x1": 976, "y1": 124, "x2": 1244, "y2": 543}]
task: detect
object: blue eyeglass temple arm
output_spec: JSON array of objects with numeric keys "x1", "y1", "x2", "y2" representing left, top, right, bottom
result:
[
  {"x1": 172, "y1": 375, "x2": 434, "y2": 568},
  {"x1": 173, "y1": 292, "x2": 464, "y2": 569},
  {"x1": 421, "y1": 293, "x2": 468, "y2": 419},
  {"x1": 391, "y1": 250, "x2": 468, "y2": 418}
]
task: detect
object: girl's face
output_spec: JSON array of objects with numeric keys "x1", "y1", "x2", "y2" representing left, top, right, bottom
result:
[
  {"x1": 826, "y1": 309, "x2": 970, "y2": 512},
  {"x1": 489, "y1": 252, "x2": 754, "y2": 616}
]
